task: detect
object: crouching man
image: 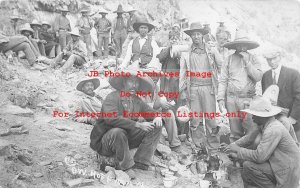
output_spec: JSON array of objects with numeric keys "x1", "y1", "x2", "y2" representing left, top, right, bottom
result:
[
  {"x1": 226, "y1": 96, "x2": 300, "y2": 188},
  {"x1": 90, "y1": 70, "x2": 162, "y2": 179}
]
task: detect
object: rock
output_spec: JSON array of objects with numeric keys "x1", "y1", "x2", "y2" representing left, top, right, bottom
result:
[
  {"x1": 39, "y1": 161, "x2": 52, "y2": 166},
  {"x1": 11, "y1": 121, "x2": 23, "y2": 128},
  {"x1": 49, "y1": 94, "x2": 59, "y2": 101},
  {"x1": 33, "y1": 172, "x2": 43, "y2": 178},
  {"x1": 114, "y1": 170, "x2": 130, "y2": 186},
  {"x1": 156, "y1": 144, "x2": 172, "y2": 156},
  {"x1": 0, "y1": 129, "x2": 11, "y2": 136},
  {"x1": 0, "y1": 105, "x2": 34, "y2": 117},
  {"x1": 0, "y1": 139, "x2": 12, "y2": 156},
  {"x1": 100, "y1": 170, "x2": 116, "y2": 185},
  {"x1": 18, "y1": 172, "x2": 31, "y2": 180},
  {"x1": 55, "y1": 125, "x2": 74, "y2": 131},
  {"x1": 74, "y1": 154, "x2": 83, "y2": 160},
  {"x1": 18, "y1": 152, "x2": 33, "y2": 166},
  {"x1": 63, "y1": 178, "x2": 94, "y2": 188}
]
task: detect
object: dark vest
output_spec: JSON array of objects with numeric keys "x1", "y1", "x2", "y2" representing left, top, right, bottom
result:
[{"x1": 131, "y1": 36, "x2": 153, "y2": 68}]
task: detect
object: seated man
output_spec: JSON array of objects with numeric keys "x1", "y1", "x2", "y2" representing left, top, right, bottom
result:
[
  {"x1": 40, "y1": 21, "x2": 60, "y2": 58},
  {"x1": 225, "y1": 97, "x2": 300, "y2": 188},
  {"x1": 52, "y1": 28, "x2": 87, "y2": 72},
  {"x1": 20, "y1": 23, "x2": 43, "y2": 57},
  {"x1": 30, "y1": 19, "x2": 46, "y2": 56},
  {"x1": 74, "y1": 78, "x2": 102, "y2": 125},
  {"x1": 90, "y1": 70, "x2": 162, "y2": 179},
  {"x1": 0, "y1": 32, "x2": 47, "y2": 70}
]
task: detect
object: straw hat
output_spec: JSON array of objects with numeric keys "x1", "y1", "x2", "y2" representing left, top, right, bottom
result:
[
  {"x1": 241, "y1": 96, "x2": 281, "y2": 117},
  {"x1": 80, "y1": 7, "x2": 90, "y2": 13},
  {"x1": 68, "y1": 28, "x2": 81, "y2": 37},
  {"x1": 183, "y1": 22, "x2": 209, "y2": 36},
  {"x1": 113, "y1": 4, "x2": 126, "y2": 13},
  {"x1": 41, "y1": 21, "x2": 51, "y2": 28},
  {"x1": 20, "y1": 23, "x2": 34, "y2": 34},
  {"x1": 30, "y1": 19, "x2": 42, "y2": 28},
  {"x1": 108, "y1": 70, "x2": 155, "y2": 93},
  {"x1": 76, "y1": 78, "x2": 100, "y2": 92},
  {"x1": 127, "y1": 7, "x2": 136, "y2": 13},
  {"x1": 223, "y1": 29, "x2": 259, "y2": 50},
  {"x1": 10, "y1": 14, "x2": 22, "y2": 21},
  {"x1": 133, "y1": 17, "x2": 155, "y2": 33},
  {"x1": 98, "y1": 7, "x2": 108, "y2": 14},
  {"x1": 60, "y1": 5, "x2": 70, "y2": 12}
]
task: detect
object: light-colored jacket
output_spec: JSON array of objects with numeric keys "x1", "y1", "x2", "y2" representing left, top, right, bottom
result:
[
  {"x1": 237, "y1": 119, "x2": 300, "y2": 188},
  {"x1": 179, "y1": 43, "x2": 223, "y2": 102}
]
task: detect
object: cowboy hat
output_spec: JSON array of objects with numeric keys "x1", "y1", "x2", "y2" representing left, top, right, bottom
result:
[
  {"x1": 184, "y1": 22, "x2": 209, "y2": 36},
  {"x1": 109, "y1": 70, "x2": 155, "y2": 93},
  {"x1": 113, "y1": 4, "x2": 126, "y2": 13},
  {"x1": 80, "y1": 7, "x2": 90, "y2": 13},
  {"x1": 98, "y1": 7, "x2": 108, "y2": 14},
  {"x1": 127, "y1": 7, "x2": 136, "y2": 13},
  {"x1": 30, "y1": 19, "x2": 42, "y2": 27},
  {"x1": 10, "y1": 14, "x2": 22, "y2": 20},
  {"x1": 68, "y1": 28, "x2": 81, "y2": 37},
  {"x1": 133, "y1": 17, "x2": 155, "y2": 33},
  {"x1": 76, "y1": 78, "x2": 100, "y2": 92},
  {"x1": 60, "y1": 5, "x2": 70, "y2": 12},
  {"x1": 241, "y1": 96, "x2": 281, "y2": 117},
  {"x1": 223, "y1": 29, "x2": 259, "y2": 50},
  {"x1": 20, "y1": 23, "x2": 34, "y2": 34},
  {"x1": 41, "y1": 21, "x2": 51, "y2": 28}
]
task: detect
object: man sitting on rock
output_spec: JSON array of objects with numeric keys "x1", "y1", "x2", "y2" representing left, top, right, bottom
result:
[
  {"x1": 225, "y1": 96, "x2": 300, "y2": 188},
  {"x1": 74, "y1": 78, "x2": 102, "y2": 125},
  {"x1": 51, "y1": 28, "x2": 87, "y2": 72},
  {"x1": 90, "y1": 70, "x2": 162, "y2": 179}
]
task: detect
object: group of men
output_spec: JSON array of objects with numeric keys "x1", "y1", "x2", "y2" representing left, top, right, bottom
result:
[{"x1": 1, "y1": 4, "x2": 300, "y2": 188}]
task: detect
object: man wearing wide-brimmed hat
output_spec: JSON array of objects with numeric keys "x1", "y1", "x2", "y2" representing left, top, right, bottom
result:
[
  {"x1": 90, "y1": 70, "x2": 162, "y2": 178},
  {"x1": 76, "y1": 6, "x2": 93, "y2": 58},
  {"x1": 112, "y1": 4, "x2": 128, "y2": 58},
  {"x1": 52, "y1": 28, "x2": 87, "y2": 72},
  {"x1": 218, "y1": 29, "x2": 263, "y2": 143},
  {"x1": 20, "y1": 23, "x2": 44, "y2": 57},
  {"x1": 119, "y1": 17, "x2": 160, "y2": 71},
  {"x1": 30, "y1": 19, "x2": 46, "y2": 56},
  {"x1": 179, "y1": 22, "x2": 223, "y2": 149},
  {"x1": 224, "y1": 96, "x2": 300, "y2": 188},
  {"x1": 74, "y1": 78, "x2": 102, "y2": 125},
  {"x1": 94, "y1": 7, "x2": 111, "y2": 59},
  {"x1": 262, "y1": 48, "x2": 300, "y2": 141},
  {"x1": 8, "y1": 13, "x2": 23, "y2": 36},
  {"x1": 53, "y1": 5, "x2": 71, "y2": 50},
  {"x1": 39, "y1": 21, "x2": 60, "y2": 58}
]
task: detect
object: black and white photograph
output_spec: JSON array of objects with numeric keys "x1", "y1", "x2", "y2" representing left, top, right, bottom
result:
[{"x1": 0, "y1": 0, "x2": 300, "y2": 187}]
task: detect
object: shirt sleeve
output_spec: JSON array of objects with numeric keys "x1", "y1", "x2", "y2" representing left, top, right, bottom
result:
[
  {"x1": 217, "y1": 55, "x2": 230, "y2": 100},
  {"x1": 146, "y1": 40, "x2": 162, "y2": 71},
  {"x1": 120, "y1": 39, "x2": 133, "y2": 68},
  {"x1": 245, "y1": 54, "x2": 263, "y2": 82}
]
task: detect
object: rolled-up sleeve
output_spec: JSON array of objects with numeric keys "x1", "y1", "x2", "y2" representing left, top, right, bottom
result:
[{"x1": 217, "y1": 56, "x2": 229, "y2": 100}]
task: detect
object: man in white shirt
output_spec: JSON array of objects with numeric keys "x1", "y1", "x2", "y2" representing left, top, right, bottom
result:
[{"x1": 119, "y1": 17, "x2": 161, "y2": 71}]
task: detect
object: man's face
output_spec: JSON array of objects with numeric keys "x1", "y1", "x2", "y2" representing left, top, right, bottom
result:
[
  {"x1": 217, "y1": 33, "x2": 229, "y2": 46},
  {"x1": 266, "y1": 55, "x2": 281, "y2": 69},
  {"x1": 124, "y1": 77, "x2": 140, "y2": 95},
  {"x1": 82, "y1": 82, "x2": 95, "y2": 95},
  {"x1": 62, "y1": 12, "x2": 67, "y2": 16},
  {"x1": 173, "y1": 26, "x2": 180, "y2": 33},
  {"x1": 169, "y1": 36, "x2": 179, "y2": 45},
  {"x1": 101, "y1": 13, "x2": 106, "y2": 18},
  {"x1": 82, "y1": 12, "x2": 88, "y2": 16},
  {"x1": 252, "y1": 115, "x2": 265, "y2": 126},
  {"x1": 42, "y1": 25, "x2": 48, "y2": 30},
  {"x1": 71, "y1": 35, "x2": 80, "y2": 42},
  {"x1": 139, "y1": 25, "x2": 149, "y2": 37},
  {"x1": 191, "y1": 31, "x2": 203, "y2": 45},
  {"x1": 117, "y1": 13, "x2": 122, "y2": 17},
  {"x1": 23, "y1": 31, "x2": 31, "y2": 37},
  {"x1": 236, "y1": 44, "x2": 248, "y2": 53},
  {"x1": 32, "y1": 25, "x2": 40, "y2": 31}
]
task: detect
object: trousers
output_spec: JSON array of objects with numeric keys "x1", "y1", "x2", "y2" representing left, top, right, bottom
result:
[
  {"x1": 97, "y1": 32, "x2": 109, "y2": 58},
  {"x1": 163, "y1": 109, "x2": 181, "y2": 147},
  {"x1": 113, "y1": 29, "x2": 127, "y2": 58},
  {"x1": 54, "y1": 52, "x2": 85, "y2": 71},
  {"x1": 58, "y1": 30, "x2": 70, "y2": 50},
  {"x1": 98, "y1": 127, "x2": 161, "y2": 170}
]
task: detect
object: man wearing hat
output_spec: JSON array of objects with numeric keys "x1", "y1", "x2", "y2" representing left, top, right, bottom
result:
[
  {"x1": 262, "y1": 49, "x2": 300, "y2": 141},
  {"x1": 53, "y1": 6, "x2": 71, "y2": 50},
  {"x1": 225, "y1": 96, "x2": 300, "y2": 188},
  {"x1": 40, "y1": 21, "x2": 60, "y2": 58},
  {"x1": 218, "y1": 29, "x2": 263, "y2": 143},
  {"x1": 52, "y1": 28, "x2": 87, "y2": 72},
  {"x1": 216, "y1": 21, "x2": 231, "y2": 40},
  {"x1": 203, "y1": 23, "x2": 216, "y2": 43},
  {"x1": 94, "y1": 8, "x2": 111, "y2": 59},
  {"x1": 90, "y1": 70, "x2": 162, "y2": 178},
  {"x1": 74, "y1": 78, "x2": 102, "y2": 125},
  {"x1": 7, "y1": 13, "x2": 23, "y2": 36},
  {"x1": 179, "y1": 22, "x2": 223, "y2": 149},
  {"x1": 119, "y1": 17, "x2": 161, "y2": 71},
  {"x1": 121, "y1": 7, "x2": 138, "y2": 58},
  {"x1": 112, "y1": 4, "x2": 127, "y2": 58},
  {"x1": 30, "y1": 19, "x2": 46, "y2": 56},
  {"x1": 76, "y1": 7, "x2": 93, "y2": 58}
]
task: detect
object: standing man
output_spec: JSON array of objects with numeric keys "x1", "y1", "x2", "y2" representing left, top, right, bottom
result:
[
  {"x1": 216, "y1": 21, "x2": 231, "y2": 41},
  {"x1": 54, "y1": 6, "x2": 71, "y2": 51},
  {"x1": 76, "y1": 7, "x2": 93, "y2": 58},
  {"x1": 30, "y1": 19, "x2": 46, "y2": 56},
  {"x1": 94, "y1": 8, "x2": 111, "y2": 59},
  {"x1": 179, "y1": 22, "x2": 223, "y2": 149},
  {"x1": 218, "y1": 29, "x2": 263, "y2": 142},
  {"x1": 39, "y1": 21, "x2": 60, "y2": 58},
  {"x1": 262, "y1": 49, "x2": 300, "y2": 141},
  {"x1": 7, "y1": 14, "x2": 23, "y2": 36},
  {"x1": 226, "y1": 96, "x2": 300, "y2": 188},
  {"x1": 119, "y1": 17, "x2": 161, "y2": 71},
  {"x1": 112, "y1": 4, "x2": 127, "y2": 58},
  {"x1": 121, "y1": 7, "x2": 138, "y2": 58},
  {"x1": 90, "y1": 70, "x2": 162, "y2": 178}
]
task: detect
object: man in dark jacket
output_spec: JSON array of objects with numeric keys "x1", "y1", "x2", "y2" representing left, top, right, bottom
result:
[
  {"x1": 262, "y1": 49, "x2": 300, "y2": 141},
  {"x1": 90, "y1": 70, "x2": 162, "y2": 178}
]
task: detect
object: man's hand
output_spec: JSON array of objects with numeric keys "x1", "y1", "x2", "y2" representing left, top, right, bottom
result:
[
  {"x1": 136, "y1": 122, "x2": 154, "y2": 132},
  {"x1": 239, "y1": 52, "x2": 250, "y2": 65},
  {"x1": 40, "y1": 40, "x2": 47, "y2": 44},
  {"x1": 160, "y1": 99, "x2": 173, "y2": 110},
  {"x1": 228, "y1": 153, "x2": 238, "y2": 160},
  {"x1": 224, "y1": 143, "x2": 240, "y2": 153},
  {"x1": 218, "y1": 100, "x2": 226, "y2": 113},
  {"x1": 153, "y1": 117, "x2": 163, "y2": 128}
]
